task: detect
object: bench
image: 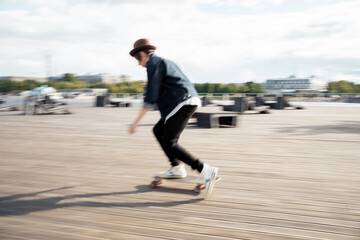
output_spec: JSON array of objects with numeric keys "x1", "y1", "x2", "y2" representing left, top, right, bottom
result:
[
  {"x1": 24, "y1": 96, "x2": 71, "y2": 115},
  {"x1": 0, "y1": 105, "x2": 18, "y2": 111},
  {"x1": 0, "y1": 98, "x2": 18, "y2": 112},
  {"x1": 96, "y1": 95, "x2": 131, "y2": 107},
  {"x1": 261, "y1": 97, "x2": 304, "y2": 110},
  {"x1": 223, "y1": 97, "x2": 269, "y2": 114},
  {"x1": 192, "y1": 111, "x2": 239, "y2": 128},
  {"x1": 222, "y1": 97, "x2": 255, "y2": 113},
  {"x1": 110, "y1": 100, "x2": 131, "y2": 107}
]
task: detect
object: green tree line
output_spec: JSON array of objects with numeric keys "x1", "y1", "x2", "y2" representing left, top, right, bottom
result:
[
  {"x1": 1, "y1": 75, "x2": 359, "y2": 93},
  {"x1": 0, "y1": 73, "x2": 147, "y2": 93},
  {"x1": 194, "y1": 82, "x2": 264, "y2": 93},
  {"x1": 327, "y1": 80, "x2": 360, "y2": 93},
  {"x1": 0, "y1": 75, "x2": 264, "y2": 94},
  {"x1": 0, "y1": 80, "x2": 264, "y2": 93}
]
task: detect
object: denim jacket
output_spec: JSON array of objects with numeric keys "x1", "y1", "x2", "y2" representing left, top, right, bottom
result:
[{"x1": 144, "y1": 54, "x2": 199, "y2": 119}]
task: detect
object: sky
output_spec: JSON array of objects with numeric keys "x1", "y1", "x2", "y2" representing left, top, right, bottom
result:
[{"x1": 0, "y1": 0, "x2": 360, "y2": 84}]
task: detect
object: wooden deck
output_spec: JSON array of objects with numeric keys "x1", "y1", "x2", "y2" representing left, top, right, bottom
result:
[{"x1": 0, "y1": 102, "x2": 359, "y2": 240}]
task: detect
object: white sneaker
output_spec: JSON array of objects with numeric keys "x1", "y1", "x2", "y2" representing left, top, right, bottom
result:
[
  {"x1": 154, "y1": 164, "x2": 187, "y2": 179},
  {"x1": 201, "y1": 164, "x2": 218, "y2": 197}
]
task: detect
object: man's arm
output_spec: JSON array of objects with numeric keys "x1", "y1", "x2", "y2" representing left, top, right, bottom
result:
[
  {"x1": 144, "y1": 59, "x2": 164, "y2": 105},
  {"x1": 128, "y1": 108, "x2": 151, "y2": 134}
]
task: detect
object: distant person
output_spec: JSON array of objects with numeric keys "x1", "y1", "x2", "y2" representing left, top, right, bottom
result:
[{"x1": 128, "y1": 38, "x2": 218, "y2": 197}]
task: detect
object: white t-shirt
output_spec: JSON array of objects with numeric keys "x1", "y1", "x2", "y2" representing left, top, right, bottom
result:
[{"x1": 165, "y1": 96, "x2": 202, "y2": 122}]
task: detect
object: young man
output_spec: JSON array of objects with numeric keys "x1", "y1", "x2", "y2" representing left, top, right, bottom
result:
[{"x1": 128, "y1": 38, "x2": 218, "y2": 197}]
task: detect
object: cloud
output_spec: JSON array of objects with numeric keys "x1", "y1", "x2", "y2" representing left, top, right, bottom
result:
[
  {"x1": 0, "y1": 0, "x2": 360, "y2": 83},
  {"x1": 4, "y1": 0, "x2": 67, "y2": 8},
  {"x1": 213, "y1": 0, "x2": 285, "y2": 7}
]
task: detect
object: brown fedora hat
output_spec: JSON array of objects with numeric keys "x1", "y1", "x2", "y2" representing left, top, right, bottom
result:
[{"x1": 129, "y1": 38, "x2": 156, "y2": 56}]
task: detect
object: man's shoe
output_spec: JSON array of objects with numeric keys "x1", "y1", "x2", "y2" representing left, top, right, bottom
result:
[
  {"x1": 154, "y1": 164, "x2": 187, "y2": 179},
  {"x1": 201, "y1": 164, "x2": 218, "y2": 197}
]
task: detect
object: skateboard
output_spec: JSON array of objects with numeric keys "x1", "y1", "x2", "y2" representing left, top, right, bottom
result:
[{"x1": 151, "y1": 175, "x2": 222, "y2": 193}]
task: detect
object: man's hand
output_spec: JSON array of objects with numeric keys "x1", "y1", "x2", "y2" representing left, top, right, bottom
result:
[
  {"x1": 128, "y1": 123, "x2": 138, "y2": 135},
  {"x1": 128, "y1": 107, "x2": 150, "y2": 135}
]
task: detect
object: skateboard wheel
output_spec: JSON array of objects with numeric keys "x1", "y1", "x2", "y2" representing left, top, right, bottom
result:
[
  {"x1": 151, "y1": 179, "x2": 162, "y2": 188},
  {"x1": 194, "y1": 184, "x2": 205, "y2": 193}
]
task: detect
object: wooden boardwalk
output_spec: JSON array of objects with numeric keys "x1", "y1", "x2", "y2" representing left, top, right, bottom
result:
[{"x1": 0, "y1": 102, "x2": 359, "y2": 240}]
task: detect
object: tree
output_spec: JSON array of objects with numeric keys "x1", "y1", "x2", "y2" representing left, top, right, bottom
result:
[
  {"x1": 327, "y1": 80, "x2": 360, "y2": 93},
  {"x1": 0, "y1": 80, "x2": 15, "y2": 92},
  {"x1": 62, "y1": 73, "x2": 77, "y2": 82},
  {"x1": 243, "y1": 82, "x2": 264, "y2": 93},
  {"x1": 0, "y1": 80, "x2": 42, "y2": 92},
  {"x1": 195, "y1": 82, "x2": 264, "y2": 93},
  {"x1": 19, "y1": 80, "x2": 42, "y2": 90}
]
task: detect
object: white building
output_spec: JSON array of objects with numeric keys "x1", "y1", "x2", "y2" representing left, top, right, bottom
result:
[
  {"x1": 77, "y1": 74, "x2": 129, "y2": 84},
  {"x1": 265, "y1": 75, "x2": 327, "y2": 94},
  {"x1": 0, "y1": 76, "x2": 47, "y2": 82},
  {"x1": 50, "y1": 74, "x2": 130, "y2": 84}
]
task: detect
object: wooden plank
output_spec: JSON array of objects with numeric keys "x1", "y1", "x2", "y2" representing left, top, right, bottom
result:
[{"x1": 1, "y1": 102, "x2": 359, "y2": 240}]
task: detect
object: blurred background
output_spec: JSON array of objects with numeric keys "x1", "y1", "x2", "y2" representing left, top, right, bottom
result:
[
  {"x1": 0, "y1": 0, "x2": 360, "y2": 84},
  {"x1": 1, "y1": 1, "x2": 359, "y2": 240}
]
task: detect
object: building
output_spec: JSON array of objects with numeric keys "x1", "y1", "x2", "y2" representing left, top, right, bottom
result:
[
  {"x1": 0, "y1": 76, "x2": 47, "y2": 82},
  {"x1": 265, "y1": 75, "x2": 327, "y2": 94},
  {"x1": 77, "y1": 74, "x2": 119, "y2": 84},
  {"x1": 76, "y1": 74, "x2": 130, "y2": 84},
  {"x1": 50, "y1": 74, "x2": 130, "y2": 84},
  {"x1": 0, "y1": 74, "x2": 131, "y2": 84}
]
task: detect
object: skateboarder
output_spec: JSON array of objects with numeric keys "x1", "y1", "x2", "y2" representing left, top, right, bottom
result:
[{"x1": 128, "y1": 38, "x2": 218, "y2": 197}]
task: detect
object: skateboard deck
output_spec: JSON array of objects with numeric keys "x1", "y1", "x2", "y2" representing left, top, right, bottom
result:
[{"x1": 151, "y1": 175, "x2": 221, "y2": 194}]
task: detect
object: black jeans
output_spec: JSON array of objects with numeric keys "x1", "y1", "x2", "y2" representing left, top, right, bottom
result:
[{"x1": 153, "y1": 105, "x2": 203, "y2": 172}]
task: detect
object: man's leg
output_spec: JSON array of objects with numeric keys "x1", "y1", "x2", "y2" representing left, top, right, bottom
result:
[
  {"x1": 153, "y1": 118, "x2": 181, "y2": 167},
  {"x1": 162, "y1": 105, "x2": 203, "y2": 172},
  {"x1": 156, "y1": 105, "x2": 218, "y2": 197}
]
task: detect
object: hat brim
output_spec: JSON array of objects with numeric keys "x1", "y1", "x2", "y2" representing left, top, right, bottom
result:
[{"x1": 129, "y1": 45, "x2": 156, "y2": 56}]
